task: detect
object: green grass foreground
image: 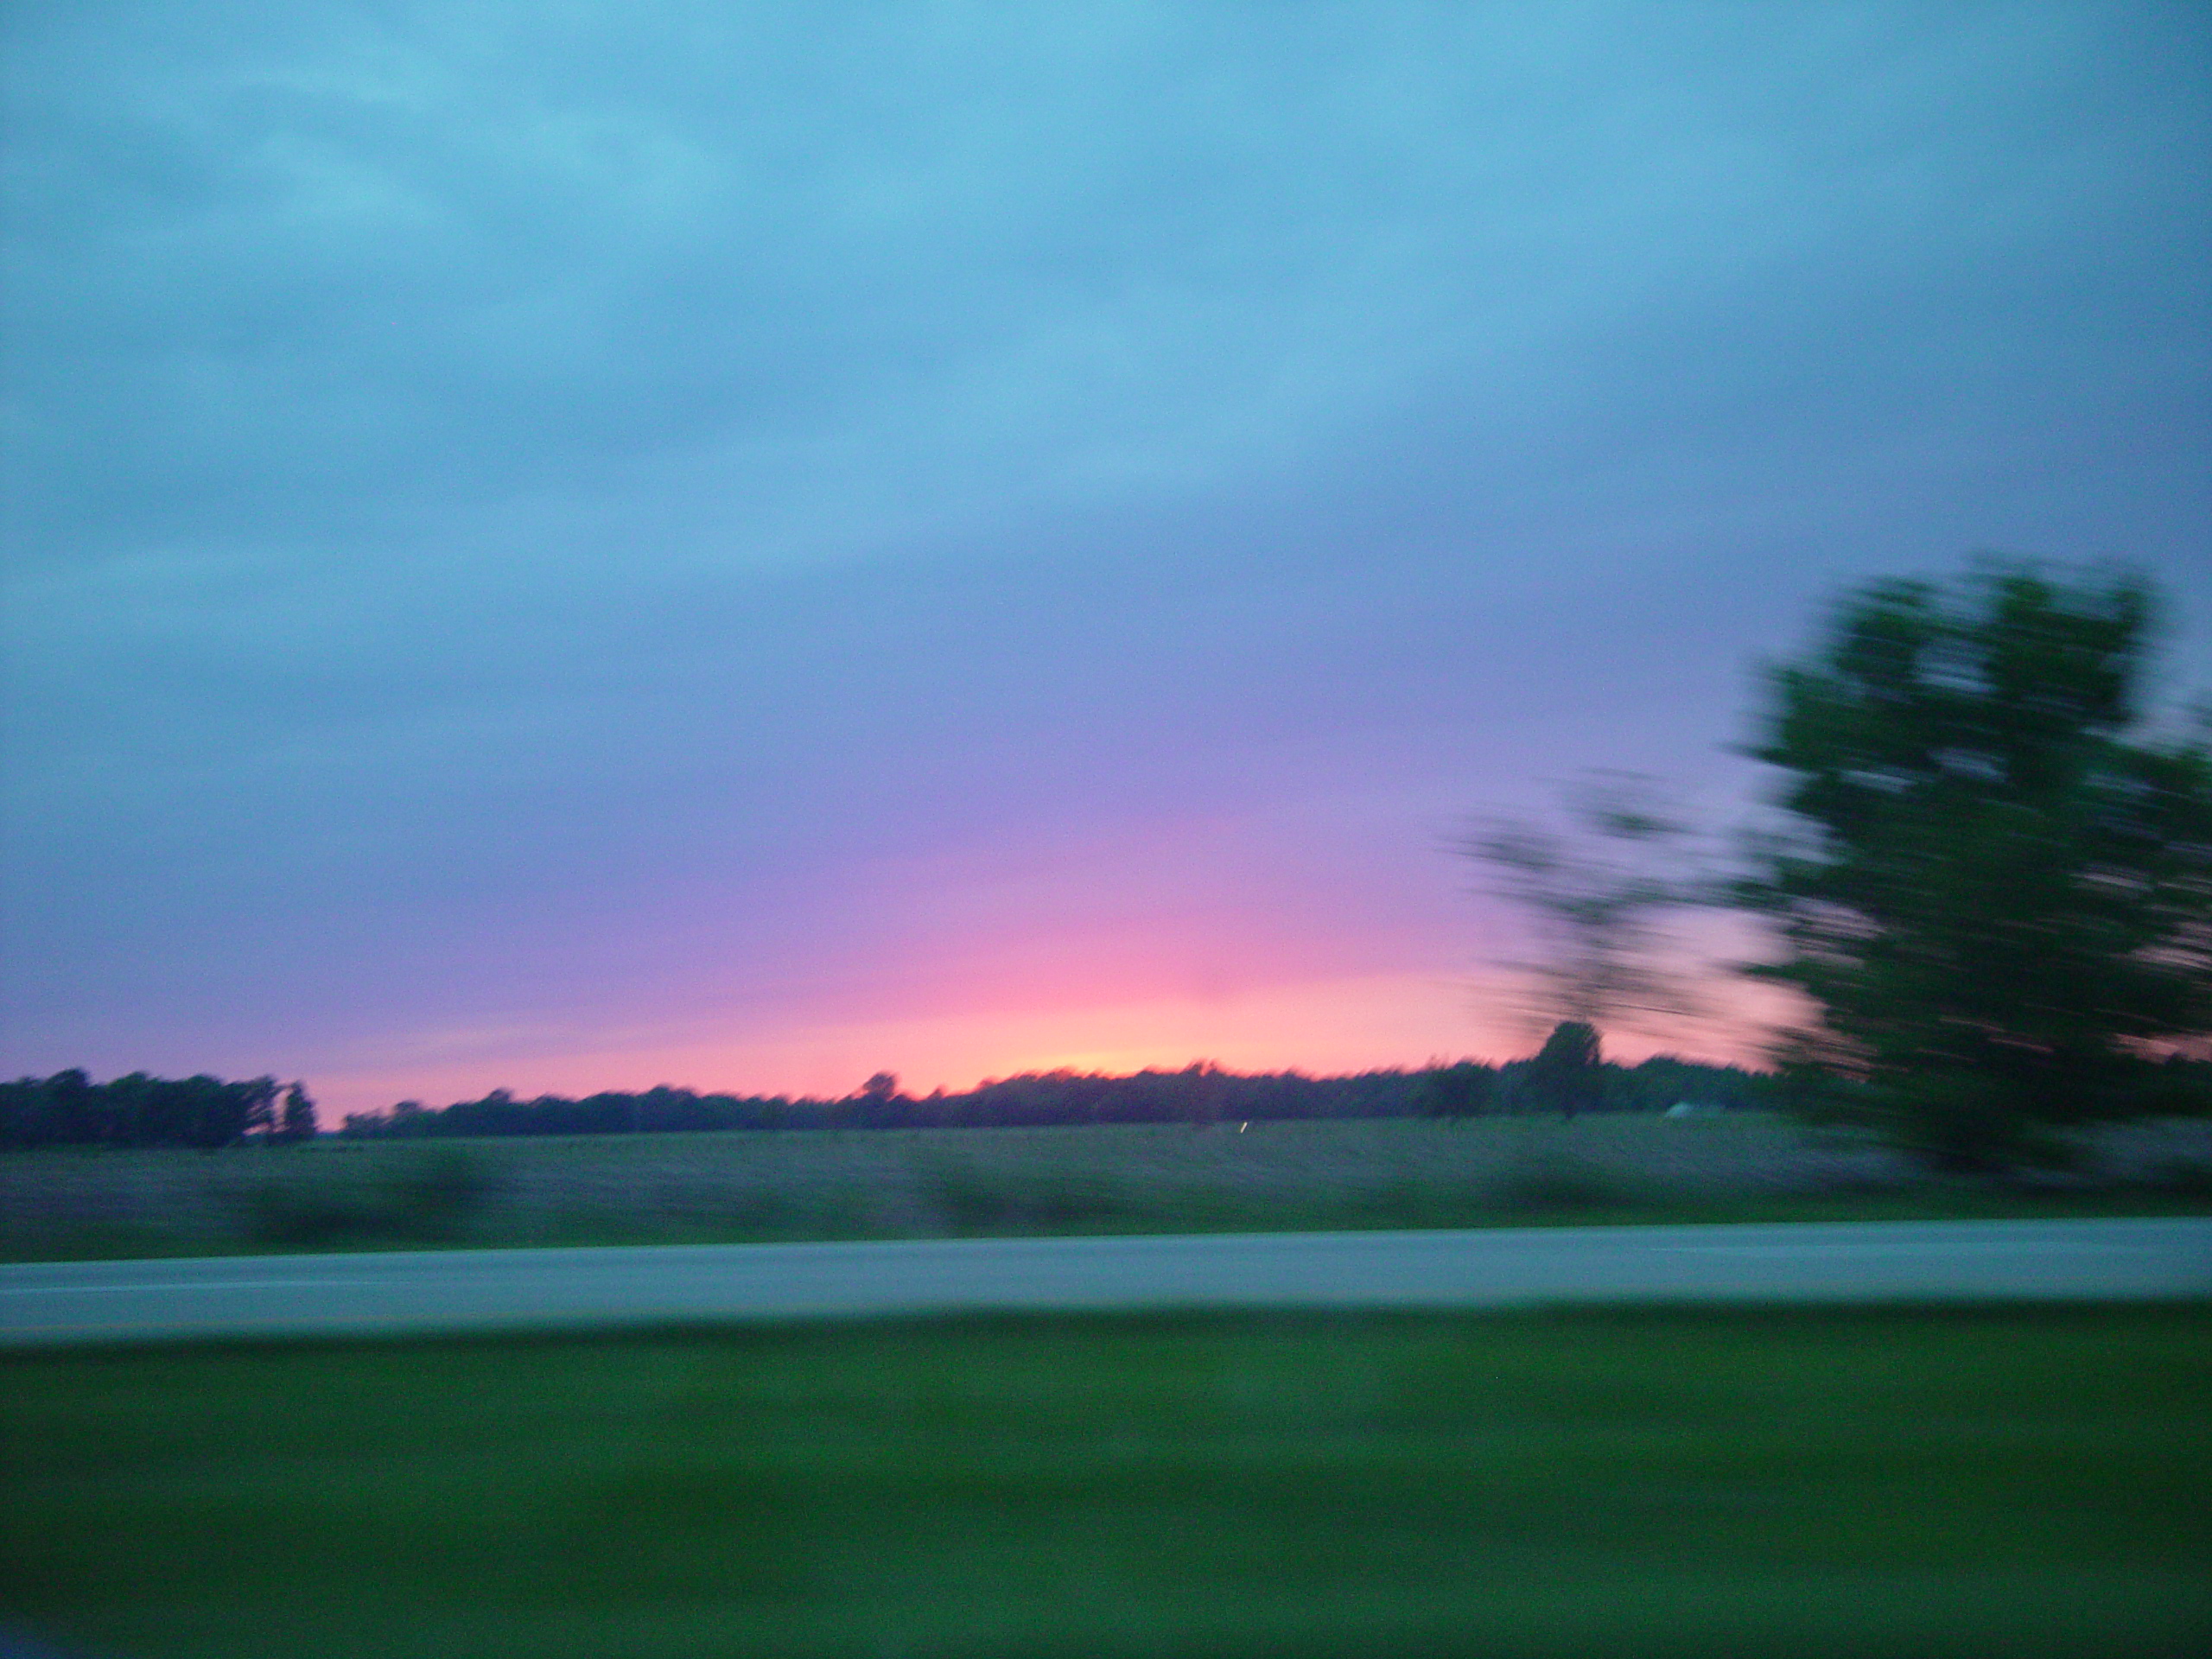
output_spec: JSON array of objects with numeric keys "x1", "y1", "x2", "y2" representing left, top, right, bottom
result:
[{"x1": 4, "y1": 1304, "x2": 2209, "y2": 1658}]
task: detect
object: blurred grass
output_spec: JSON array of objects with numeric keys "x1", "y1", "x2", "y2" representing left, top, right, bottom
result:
[
  {"x1": 4, "y1": 1114, "x2": 2210, "y2": 1262},
  {"x1": 3, "y1": 1302, "x2": 2207, "y2": 1658}
]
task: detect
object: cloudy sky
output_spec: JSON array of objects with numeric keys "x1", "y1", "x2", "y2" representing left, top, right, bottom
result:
[{"x1": 4, "y1": 3, "x2": 2207, "y2": 1113}]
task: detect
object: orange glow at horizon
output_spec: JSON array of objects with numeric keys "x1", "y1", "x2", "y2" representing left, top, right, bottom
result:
[{"x1": 308, "y1": 966, "x2": 1779, "y2": 1117}]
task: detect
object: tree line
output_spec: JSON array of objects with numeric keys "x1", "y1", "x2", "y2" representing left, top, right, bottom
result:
[
  {"x1": 0, "y1": 1070, "x2": 317, "y2": 1150},
  {"x1": 333, "y1": 1055, "x2": 1775, "y2": 1141},
  {"x1": 0, "y1": 1055, "x2": 1776, "y2": 1150},
  {"x1": 327, "y1": 1065, "x2": 1770, "y2": 1141}
]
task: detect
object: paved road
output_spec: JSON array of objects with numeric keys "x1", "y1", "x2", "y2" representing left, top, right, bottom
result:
[{"x1": 3, "y1": 1217, "x2": 2207, "y2": 1346}]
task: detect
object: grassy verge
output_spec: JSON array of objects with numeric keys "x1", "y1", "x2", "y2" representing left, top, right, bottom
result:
[
  {"x1": 3, "y1": 1303, "x2": 2208, "y2": 1658},
  {"x1": 5, "y1": 1114, "x2": 2210, "y2": 1262}
]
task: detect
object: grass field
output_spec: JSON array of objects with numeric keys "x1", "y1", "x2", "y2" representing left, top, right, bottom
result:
[
  {"x1": 5, "y1": 1113, "x2": 2211, "y2": 1262},
  {"x1": 3, "y1": 1302, "x2": 2208, "y2": 1658}
]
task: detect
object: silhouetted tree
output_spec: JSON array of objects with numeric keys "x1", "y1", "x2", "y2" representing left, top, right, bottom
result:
[
  {"x1": 1522, "y1": 1021, "x2": 1604, "y2": 1119},
  {"x1": 1738, "y1": 561, "x2": 2212, "y2": 1167},
  {"x1": 278, "y1": 1082, "x2": 319, "y2": 1141},
  {"x1": 1464, "y1": 772, "x2": 1709, "y2": 1060}
]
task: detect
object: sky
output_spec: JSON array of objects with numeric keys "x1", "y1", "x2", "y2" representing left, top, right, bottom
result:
[{"x1": 3, "y1": 3, "x2": 2208, "y2": 1116}]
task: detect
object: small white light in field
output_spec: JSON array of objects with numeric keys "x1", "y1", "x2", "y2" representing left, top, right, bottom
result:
[{"x1": 1238, "y1": 1122, "x2": 1248, "y2": 1131}]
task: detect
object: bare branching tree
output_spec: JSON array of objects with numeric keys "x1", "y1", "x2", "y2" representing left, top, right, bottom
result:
[{"x1": 1460, "y1": 771, "x2": 1713, "y2": 1046}]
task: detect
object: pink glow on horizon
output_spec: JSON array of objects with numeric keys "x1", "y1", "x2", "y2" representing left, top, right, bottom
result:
[
  {"x1": 308, "y1": 971, "x2": 1491, "y2": 1115},
  {"x1": 307, "y1": 965, "x2": 1778, "y2": 1118},
  {"x1": 297, "y1": 816, "x2": 1793, "y2": 1117}
]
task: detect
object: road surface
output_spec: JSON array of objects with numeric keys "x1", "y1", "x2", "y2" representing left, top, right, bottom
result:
[{"x1": 3, "y1": 1217, "x2": 2207, "y2": 1346}]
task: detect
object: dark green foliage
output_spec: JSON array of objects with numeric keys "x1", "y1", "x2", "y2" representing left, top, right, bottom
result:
[
  {"x1": 381, "y1": 1148, "x2": 493, "y2": 1240},
  {"x1": 924, "y1": 1164, "x2": 1135, "y2": 1232},
  {"x1": 6, "y1": 1306, "x2": 2208, "y2": 1658},
  {"x1": 1488, "y1": 1146, "x2": 1639, "y2": 1211},
  {"x1": 1602, "y1": 1055, "x2": 1777, "y2": 1114},
  {"x1": 2125, "y1": 1056, "x2": 2212, "y2": 1118},
  {"x1": 2147, "y1": 1157, "x2": 2212, "y2": 1198},
  {"x1": 1742, "y1": 563, "x2": 2212, "y2": 1168},
  {"x1": 0, "y1": 1071, "x2": 278, "y2": 1149},
  {"x1": 276, "y1": 1083, "x2": 318, "y2": 1141},
  {"x1": 1523, "y1": 1020, "x2": 1605, "y2": 1118},
  {"x1": 1411, "y1": 1061, "x2": 1497, "y2": 1118},
  {"x1": 234, "y1": 1148, "x2": 493, "y2": 1247},
  {"x1": 232, "y1": 1181, "x2": 374, "y2": 1249}
]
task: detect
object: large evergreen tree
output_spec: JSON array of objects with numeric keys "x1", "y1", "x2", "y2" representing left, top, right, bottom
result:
[{"x1": 1739, "y1": 563, "x2": 2212, "y2": 1167}]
